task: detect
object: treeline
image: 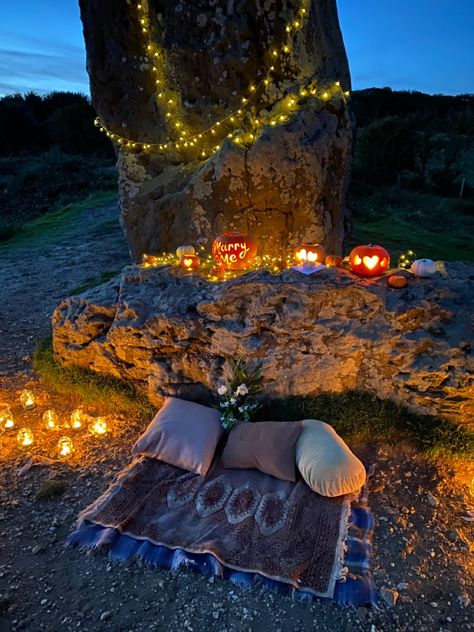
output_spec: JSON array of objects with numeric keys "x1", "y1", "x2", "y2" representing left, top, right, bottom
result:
[
  {"x1": 0, "y1": 91, "x2": 113, "y2": 158},
  {"x1": 350, "y1": 88, "x2": 474, "y2": 195}
]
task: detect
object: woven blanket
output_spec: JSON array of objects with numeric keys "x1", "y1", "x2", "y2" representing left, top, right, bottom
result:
[{"x1": 70, "y1": 457, "x2": 351, "y2": 599}]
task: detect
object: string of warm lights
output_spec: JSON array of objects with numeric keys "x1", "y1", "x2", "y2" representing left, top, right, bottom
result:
[{"x1": 94, "y1": 0, "x2": 351, "y2": 161}]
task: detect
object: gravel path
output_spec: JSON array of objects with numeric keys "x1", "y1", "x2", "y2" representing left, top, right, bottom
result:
[{"x1": 0, "y1": 199, "x2": 472, "y2": 631}]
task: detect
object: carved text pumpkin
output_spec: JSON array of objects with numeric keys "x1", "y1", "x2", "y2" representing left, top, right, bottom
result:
[
  {"x1": 411, "y1": 259, "x2": 436, "y2": 278},
  {"x1": 349, "y1": 244, "x2": 390, "y2": 276},
  {"x1": 212, "y1": 232, "x2": 257, "y2": 270},
  {"x1": 294, "y1": 243, "x2": 326, "y2": 266}
]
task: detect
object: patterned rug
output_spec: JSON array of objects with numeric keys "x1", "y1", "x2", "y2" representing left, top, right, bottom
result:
[{"x1": 68, "y1": 457, "x2": 376, "y2": 605}]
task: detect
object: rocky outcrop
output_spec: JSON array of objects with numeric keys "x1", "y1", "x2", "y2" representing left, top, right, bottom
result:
[
  {"x1": 52, "y1": 263, "x2": 474, "y2": 426},
  {"x1": 79, "y1": 0, "x2": 353, "y2": 259}
]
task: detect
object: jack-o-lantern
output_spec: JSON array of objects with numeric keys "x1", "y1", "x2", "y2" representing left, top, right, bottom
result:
[
  {"x1": 294, "y1": 243, "x2": 326, "y2": 266},
  {"x1": 212, "y1": 232, "x2": 257, "y2": 270},
  {"x1": 176, "y1": 245, "x2": 195, "y2": 259},
  {"x1": 411, "y1": 259, "x2": 436, "y2": 278},
  {"x1": 179, "y1": 254, "x2": 201, "y2": 270},
  {"x1": 325, "y1": 254, "x2": 344, "y2": 268},
  {"x1": 349, "y1": 244, "x2": 390, "y2": 276}
]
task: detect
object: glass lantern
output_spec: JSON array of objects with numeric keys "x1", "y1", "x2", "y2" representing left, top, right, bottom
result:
[
  {"x1": 70, "y1": 408, "x2": 84, "y2": 430},
  {"x1": 17, "y1": 427, "x2": 34, "y2": 447},
  {"x1": 20, "y1": 389, "x2": 36, "y2": 410},
  {"x1": 57, "y1": 436, "x2": 74, "y2": 458},
  {"x1": 0, "y1": 403, "x2": 15, "y2": 432},
  {"x1": 43, "y1": 409, "x2": 60, "y2": 430},
  {"x1": 89, "y1": 417, "x2": 108, "y2": 436}
]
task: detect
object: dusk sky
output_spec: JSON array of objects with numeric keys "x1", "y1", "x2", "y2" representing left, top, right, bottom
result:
[{"x1": 0, "y1": 0, "x2": 473, "y2": 97}]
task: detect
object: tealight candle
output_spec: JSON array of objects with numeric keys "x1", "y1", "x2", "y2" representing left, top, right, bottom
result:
[
  {"x1": 89, "y1": 417, "x2": 108, "y2": 436},
  {"x1": 57, "y1": 436, "x2": 74, "y2": 458},
  {"x1": 20, "y1": 389, "x2": 35, "y2": 410},
  {"x1": 70, "y1": 408, "x2": 84, "y2": 430},
  {"x1": 43, "y1": 409, "x2": 60, "y2": 430},
  {"x1": 17, "y1": 427, "x2": 34, "y2": 447},
  {"x1": 0, "y1": 403, "x2": 15, "y2": 431}
]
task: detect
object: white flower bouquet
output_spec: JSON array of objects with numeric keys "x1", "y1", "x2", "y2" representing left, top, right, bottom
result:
[{"x1": 216, "y1": 359, "x2": 263, "y2": 431}]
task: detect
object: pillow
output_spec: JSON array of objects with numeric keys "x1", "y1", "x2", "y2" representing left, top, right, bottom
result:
[
  {"x1": 220, "y1": 421, "x2": 303, "y2": 482},
  {"x1": 132, "y1": 397, "x2": 223, "y2": 476},
  {"x1": 295, "y1": 419, "x2": 366, "y2": 497}
]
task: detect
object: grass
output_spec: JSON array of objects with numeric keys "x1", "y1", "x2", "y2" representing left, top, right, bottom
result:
[
  {"x1": 33, "y1": 338, "x2": 155, "y2": 419},
  {"x1": 69, "y1": 269, "x2": 122, "y2": 295},
  {"x1": 37, "y1": 478, "x2": 67, "y2": 500},
  {"x1": 348, "y1": 185, "x2": 474, "y2": 262},
  {"x1": 0, "y1": 189, "x2": 117, "y2": 253},
  {"x1": 33, "y1": 339, "x2": 472, "y2": 461},
  {"x1": 259, "y1": 393, "x2": 473, "y2": 460}
]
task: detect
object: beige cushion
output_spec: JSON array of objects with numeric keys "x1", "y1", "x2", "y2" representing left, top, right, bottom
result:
[
  {"x1": 221, "y1": 421, "x2": 303, "y2": 481},
  {"x1": 132, "y1": 397, "x2": 223, "y2": 476},
  {"x1": 295, "y1": 420, "x2": 366, "y2": 497}
]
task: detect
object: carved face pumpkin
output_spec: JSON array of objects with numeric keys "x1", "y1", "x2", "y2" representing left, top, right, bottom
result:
[
  {"x1": 294, "y1": 243, "x2": 326, "y2": 266},
  {"x1": 179, "y1": 254, "x2": 200, "y2": 270},
  {"x1": 212, "y1": 232, "x2": 257, "y2": 270},
  {"x1": 349, "y1": 244, "x2": 390, "y2": 276}
]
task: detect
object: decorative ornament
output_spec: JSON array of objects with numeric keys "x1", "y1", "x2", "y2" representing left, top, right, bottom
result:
[
  {"x1": 20, "y1": 389, "x2": 35, "y2": 410},
  {"x1": 89, "y1": 417, "x2": 108, "y2": 436},
  {"x1": 43, "y1": 409, "x2": 60, "y2": 431},
  {"x1": 176, "y1": 245, "x2": 195, "y2": 259},
  {"x1": 0, "y1": 403, "x2": 15, "y2": 431},
  {"x1": 70, "y1": 408, "x2": 84, "y2": 430},
  {"x1": 17, "y1": 427, "x2": 34, "y2": 448},
  {"x1": 212, "y1": 232, "x2": 258, "y2": 270},
  {"x1": 388, "y1": 275, "x2": 408, "y2": 289},
  {"x1": 398, "y1": 250, "x2": 417, "y2": 270},
  {"x1": 57, "y1": 436, "x2": 74, "y2": 459},
  {"x1": 411, "y1": 259, "x2": 437, "y2": 278},
  {"x1": 349, "y1": 244, "x2": 390, "y2": 276},
  {"x1": 294, "y1": 243, "x2": 326, "y2": 267},
  {"x1": 179, "y1": 254, "x2": 201, "y2": 270},
  {"x1": 325, "y1": 254, "x2": 344, "y2": 268},
  {"x1": 141, "y1": 253, "x2": 159, "y2": 268}
]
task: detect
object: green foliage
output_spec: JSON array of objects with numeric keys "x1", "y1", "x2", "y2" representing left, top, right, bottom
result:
[
  {"x1": 227, "y1": 358, "x2": 264, "y2": 397},
  {"x1": 69, "y1": 269, "x2": 122, "y2": 296},
  {"x1": 259, "y1": 392, "x2": 473, "y2": 460},
  {"x1": 37, "y1": 478, "x2": 67, "y2": 500},
  {"x1": 32, "y1": 339, "x2": 155, "y2": 419}
]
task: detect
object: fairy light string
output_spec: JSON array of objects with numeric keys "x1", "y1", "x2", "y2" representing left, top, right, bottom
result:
[{"x1": 94, "y1": 0, "x2": 351, "y2": 160}]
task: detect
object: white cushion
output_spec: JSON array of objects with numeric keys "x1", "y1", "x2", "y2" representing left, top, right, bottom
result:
[{"x1": 295, "y1": 419, "x2": 366, "y2": 497}]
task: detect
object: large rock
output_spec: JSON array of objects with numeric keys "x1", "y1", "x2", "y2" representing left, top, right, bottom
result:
[
  {"x1": 79, "y1": 0, "x2": 353, "y2": 259},
  {"x1": 52, "y1": 263, "x2": 474, "y2": 426}
]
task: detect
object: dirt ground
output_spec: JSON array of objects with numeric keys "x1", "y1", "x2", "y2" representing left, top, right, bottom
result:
[{"x1": 0, "y1": 199, "x2": 472, "y2": 632}]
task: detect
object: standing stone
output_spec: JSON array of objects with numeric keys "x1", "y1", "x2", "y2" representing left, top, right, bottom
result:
[{"x1": 79, "y1": 0, "x2": 353, "y2": 260}]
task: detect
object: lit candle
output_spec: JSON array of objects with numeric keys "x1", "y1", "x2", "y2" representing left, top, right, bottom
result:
[
  {"x1": 0, "y1": 403, "x2": 15, "y2": 431},
  {"x1": 20, "y1": 389, "x2": 35, "y2": 410},
  {"x1": 89, "y1": 417, "x2": 108, "y2": 436},
  {"x1": 43, "y1": 409, "x2": 59, "y2": 430},
  {"x1": 17, "y1": 427, "x2": 34, "y2": 447},
  {"x1": 70, "y1": 408, "x2": 84, "y2": 430},
  {"x1": 57, "y1": 436, "x2": 74, "y2": 458}
]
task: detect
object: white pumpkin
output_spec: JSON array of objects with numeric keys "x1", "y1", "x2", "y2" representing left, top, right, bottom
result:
[
  {"x1": 411, "y1": 258, "x2": 437, "y2": 278},
  {"x1": 176, "y1": 245, "x2": 195, "y2": 258}
]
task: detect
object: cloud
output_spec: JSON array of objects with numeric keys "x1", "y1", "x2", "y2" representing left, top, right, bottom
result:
[{"x1": 0, "y1": 31, "x2": 89, "y2": 96}]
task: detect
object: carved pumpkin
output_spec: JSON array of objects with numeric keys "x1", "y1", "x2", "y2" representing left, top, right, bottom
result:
[
  {"x1": 388, "y1": 274, "x2": 407, "y2": 288},
  {"x1": 176, "y1": 245, "x2": 195, "y2": 258},
  {"x1": 294, "y1": 243, "x2": 326, "y2": 266},
  {"x1": 141, "y1": 253, "x2": 159, "y2": 268},
  {"x1": 212, "y1": 232, "x2": 257, "y2": 270},
  {"x1": 349, "y1": 244, "x2": 390, "y2": 276},
  {"x1": 179, "y1": 254, "x2": 200, "y2": 270},
  {"x1": 411, "y1": 258, "x2": 436, "y2": 278},
  {"x1": 325, "y1": 254, "x2": 344, "y2": 268}
]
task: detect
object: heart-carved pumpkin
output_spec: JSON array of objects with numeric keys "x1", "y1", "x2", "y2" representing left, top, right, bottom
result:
[
  {"x1": 212, "y1": 232, "x2": 257, "y2": 270},
  {"x1": 294, "y1": 243, "x2": 326, "y2": 266},
  {"x1": 179, "y1": 254, "x2": 200, "y2": 270},
  {"x1": 349, "y1": 244, "x2": 390, "y2": 276}
]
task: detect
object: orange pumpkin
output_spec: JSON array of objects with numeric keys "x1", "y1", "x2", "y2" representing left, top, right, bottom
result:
[
  {"x1": 349, "y1": 244, "x2": 390, "y2": 276},
  {"x1": 294, "y1": 243, "x2": 326, "y2": 266},
  {"x1": 212, "y1": 232, "x2": 257, "y2": 270},
  {"x1": 209, "y1": 265, "x2": 226, "y2": 280},
  {"x1": 325, "y1": 254, "x2": 344, "y2": 267},
  {"x1": 179, "y1": 254, "x2": 201, "y2": 270},
  {"x1": 388, "y1": 274, "x2": 407, "y2": 288}
]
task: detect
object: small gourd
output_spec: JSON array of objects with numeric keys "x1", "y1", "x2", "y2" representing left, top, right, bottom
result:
[
  {"x1": 411, "y1": 259, "x2": 436, "y2": 278},
  {"x1": 325, "y1": 254, "x2": 344, "y2": 268},
  {"x1": 388, "y1": 274, "x2": 408, "y2": 289},
  {"x1": 176, "y1": 245, "x2": 195, "y2": 258}
]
